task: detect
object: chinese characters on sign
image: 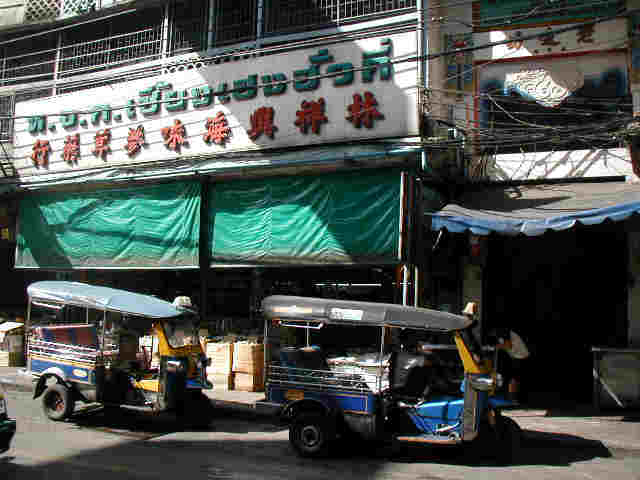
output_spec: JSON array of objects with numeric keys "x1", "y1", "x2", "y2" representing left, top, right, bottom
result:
[
  {"x1": 203, "y1": 112, "x2": 231, "y2": 145},
  {"x1": 62, "y1": 134, "x2": 80, "y2": 164},
  {"x1": 124, "y1": 125, "x2": 146, "y2": 156},
  {"x1": 93, "y1": 129, "x2": 111, "y2": 159},
  {"x1": 347, "y1": 92, "x2": 384, "y2": 128},
  {"x1": 161, "y1": 119, "x2": 187, "y2": 151},
  {"x1": 27, "y1": 40, "x2": 393, "y2": 132},
  {"x1": 31, "y1": 140, "x2": 50, "y2": 167},
  {"x1": 294, "y1": 99, "x2": 328, "y2": 134},
  {"x1": 247, "y1": 107, "x2": 277, "y2": 140},
  {"x1": 23, "y1": 39, "x2": 395, "y2": 165}
]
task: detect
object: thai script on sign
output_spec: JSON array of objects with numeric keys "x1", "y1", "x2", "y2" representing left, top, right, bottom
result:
[{"x1": 27, "y1": 40, "x2": 393, "y2": 133}]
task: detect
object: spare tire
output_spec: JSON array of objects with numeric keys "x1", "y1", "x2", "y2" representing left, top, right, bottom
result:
[{"x1": 42, "y1": 384, "x2": 74, "y2": 421}]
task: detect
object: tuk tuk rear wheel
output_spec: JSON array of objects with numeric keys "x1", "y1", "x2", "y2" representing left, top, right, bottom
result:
[
  {"x1": 42, "y1": 384, "x2": 74, "y2": 421},
  {"x1": 289, "y1": 413, "x2": 332, "y2": 458}
]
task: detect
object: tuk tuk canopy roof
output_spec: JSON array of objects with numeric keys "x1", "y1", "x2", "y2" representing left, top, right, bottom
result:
[
  {"x1": 27, "y1": 281, "x2": 187, "y2": 319},
  {"x1": 262, "y1": 296, "x2": 472, "y2": 331}
]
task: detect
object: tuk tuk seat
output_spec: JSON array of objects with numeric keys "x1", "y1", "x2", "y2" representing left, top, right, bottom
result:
[
  {"x1": 389, "y1": 352, "x2": 431, "y2": 400},
  {"x1": 34, "y1": 324, "x2": 99, "y2": 350}
]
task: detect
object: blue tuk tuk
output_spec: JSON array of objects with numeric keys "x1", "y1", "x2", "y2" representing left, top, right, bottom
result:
[{"x1": 260, "y1": 295, "x2": 521, "y2": 461}]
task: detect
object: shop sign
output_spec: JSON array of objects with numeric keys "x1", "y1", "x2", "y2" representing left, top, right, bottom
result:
[
  {"x1": 13, "y1": 31, "x2": 418, "y2": 177},
  {"x1": 474, "y1": 18, "x2": 624, "y2": 61}
]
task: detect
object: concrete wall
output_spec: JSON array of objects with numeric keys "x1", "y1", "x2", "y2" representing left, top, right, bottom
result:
[{"x1": 0, "y1": 1, "x2": 25, "y2": 28}]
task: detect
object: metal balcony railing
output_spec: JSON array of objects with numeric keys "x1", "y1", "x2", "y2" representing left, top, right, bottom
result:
[{"x1": 59, "y1": 26, "x2": 164, "y2": 77}]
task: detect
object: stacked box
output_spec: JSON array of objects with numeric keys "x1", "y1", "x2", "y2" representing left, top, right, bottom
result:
[
  {"x1": 8, "y1": 351, "x2": 24, "y2": 367},
  {"x1": 232, "y1": 343, "x2": 264, "y2": 392},
  {"x1": 232, "y1": 343, "x2": 264, "y2": 374},
  {"x1": 210, "y1": 373, "x2": 234, "y2": 391},
  {"x1": 234, "y1": 372, "x2": 264, "y2": 392},
  {"x1": 206, "y1": 342, "x2": 234, "y2": 374}
]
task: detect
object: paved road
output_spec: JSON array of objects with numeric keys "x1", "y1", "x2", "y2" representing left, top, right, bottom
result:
[{"x1": 2, "y1": 389, "x2": 639, "y2": 480}]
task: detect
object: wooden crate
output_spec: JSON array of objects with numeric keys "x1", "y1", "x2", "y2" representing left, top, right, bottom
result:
[
  {"x1": 9, "y1": 351, "x2": 24, "y2": 367},
  {"x1": 210, "y1": 373, "x2": 234, "y2": 391},
  {"x1": 206, "y1": 342, "x2": 234, "y2": 374},
  {"x1": 234, "y1": 372, "x2": 264, "y2": 392},
  {"x1": 232, "y1": 343, "x2": 264, "y2": 374}
]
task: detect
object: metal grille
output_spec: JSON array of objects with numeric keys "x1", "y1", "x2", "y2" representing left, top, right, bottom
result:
[
  {"x1": 59, "y1": 26, "x2": 164, "y2": 78},
  {"x1": 0, "y1": 96, "x2": 14, "y2": 143},
  {"x1": 25, "y1": 0, "x2": 62, "y2": 21},
  {"x1": 171, "y1": 20, "x2": 206, "y2": 54},
  {"x1": 264, "y1": 0, "x2": 416, "y2": 34},
  {"x1": 1, "y1": 49, "x2": 56, "y2": 86},
  {"x1": 268, "y1": 364, "x2": 381, "y2": 394},
  {"x1": 214, "y1": 0, "x2": 257, "y2": 47}
]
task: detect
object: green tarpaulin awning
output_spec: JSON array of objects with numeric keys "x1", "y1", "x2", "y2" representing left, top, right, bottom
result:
[
  {"x1": 209, "y1": 169, "x2": 403, "y2": 266},
  {"x1": 16, "y1": 181, "x2": 201, "y2": 269}
]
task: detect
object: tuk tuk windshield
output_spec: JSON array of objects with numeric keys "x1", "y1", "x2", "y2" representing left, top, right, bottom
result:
[{"x1": 163, "y1": 318, "x2": 199, "y2": 348}]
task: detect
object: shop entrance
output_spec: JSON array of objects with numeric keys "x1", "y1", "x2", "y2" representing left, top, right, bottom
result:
[{"x1": 485, "y1": 222, "x2": 628, "y2": 406}]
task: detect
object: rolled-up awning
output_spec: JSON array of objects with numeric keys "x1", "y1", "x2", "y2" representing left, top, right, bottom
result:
[{"x1": 430, "y1": 181, "x2": 640, "y2": 236}]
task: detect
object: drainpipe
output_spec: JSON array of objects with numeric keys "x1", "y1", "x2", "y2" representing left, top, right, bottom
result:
[
  {"x1": 256, "y1": 0, "x2": 264, "y2": 49},
  {"x1": 417, "y1": 0, "x2": 428, "y2": 172},
  {"x1": 417, "y1": 0, "x2": 431, "y2": 308},
  {"x1": 208, "y1": 0, "x2": 216, "y2": 50}
]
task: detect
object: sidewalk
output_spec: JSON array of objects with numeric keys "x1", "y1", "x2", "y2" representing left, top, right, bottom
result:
[{"x1": 2, "y1": 366, "x2": 639, "y2": 451}]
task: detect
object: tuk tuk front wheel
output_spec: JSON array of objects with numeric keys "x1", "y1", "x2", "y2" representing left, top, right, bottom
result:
[
  {"x1": 289, "y1": 413, "x2": 332, "y2": 458},
  {"x1": 42, "y1": 384, "x2": 75, "y2": 421}
]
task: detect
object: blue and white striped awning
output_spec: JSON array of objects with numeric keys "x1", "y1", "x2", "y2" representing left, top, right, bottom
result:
[{"x1": 430, "y1": 181, "x2": 640, "y2": 236}]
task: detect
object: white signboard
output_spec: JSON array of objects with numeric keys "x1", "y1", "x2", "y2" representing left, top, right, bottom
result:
[
  {"x1": 474, "y1": 18, "x2": 626, "y2": 62},
  {"x1": 13, "y1": 32, "x2": 419, "y2": 178}
]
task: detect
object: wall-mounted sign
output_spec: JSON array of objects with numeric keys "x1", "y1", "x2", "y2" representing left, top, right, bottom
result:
[
  {"x1": 474, "y1": 18, "x2": 625, "y2": 62},
  {"x1": 13, "y1": 31, "x2": 419, "y2": 178}
]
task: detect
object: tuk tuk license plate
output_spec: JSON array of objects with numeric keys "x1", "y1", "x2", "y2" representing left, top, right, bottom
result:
[{"x1": 285, "y1": 390, "x2": 304, "y2": 401}]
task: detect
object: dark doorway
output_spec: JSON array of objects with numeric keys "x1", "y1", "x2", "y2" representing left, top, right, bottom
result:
[{"x1": 485, "y1": 221, "x2": 628, "y2": 406}]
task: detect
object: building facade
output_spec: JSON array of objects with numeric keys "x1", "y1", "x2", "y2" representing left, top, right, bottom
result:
[
  {"x1": 0, "y1": 1, "x2": 429, "y2": 334},
  {"x1": 427, "y1": 0, "x2": 640, "y2": 406}
]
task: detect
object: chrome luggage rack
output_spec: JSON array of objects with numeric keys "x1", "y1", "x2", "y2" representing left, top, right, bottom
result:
[
  {"x1": 27, "y1": 337, "x2": 118, "y2": 366},
  {"x1": 267, "y1": 363, "x2": 382, "y2": 394}
]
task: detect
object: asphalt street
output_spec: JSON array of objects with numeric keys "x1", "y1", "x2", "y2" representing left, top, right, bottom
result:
[{"x1": 2, "y1": 388, "x2": 639, "y2": 480}]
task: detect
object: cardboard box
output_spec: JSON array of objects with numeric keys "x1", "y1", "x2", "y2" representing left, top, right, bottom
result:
[
  {"x1": 206, "y1": 342, "x2": 234, "y2": 374},
  {"x1": 234, "y1": 372, "x2": 264, "y2": 392},
  {"x1": 210, "y1": 373, "x2": 234, "y2": 391},
  {"x1": 233, "y1": 343, "x2": 264, "y2": 374}
]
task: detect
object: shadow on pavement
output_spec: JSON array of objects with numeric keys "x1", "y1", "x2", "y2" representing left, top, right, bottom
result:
[
  {"x1": 66, "y1": 404, "x2": 287, "y2": 438},
  {"x1": 385, "y1": 429, "x2": 612, "y2": 467}
]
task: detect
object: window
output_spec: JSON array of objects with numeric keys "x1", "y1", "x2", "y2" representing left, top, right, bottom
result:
[
  {"x1": 264, "y1": 0, "x2": 416, "y2": 35},
  {"x1": 213, "y1": 0, "x2": 258, "y2": 47},
  {"x1": 171, "y1": 0, "x2": 208, "y2": 54},
  {"x1": 0, "y1": 33, "x2": 57, "y2": 86}
]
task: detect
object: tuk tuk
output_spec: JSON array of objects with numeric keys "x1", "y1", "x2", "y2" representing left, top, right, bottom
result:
[
  {"x1": 25, "y1": 281, "x2": 212, "y2": 424},
  {"x1": 261, "y1": 295, "x2": 521, "y2": 461}
]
